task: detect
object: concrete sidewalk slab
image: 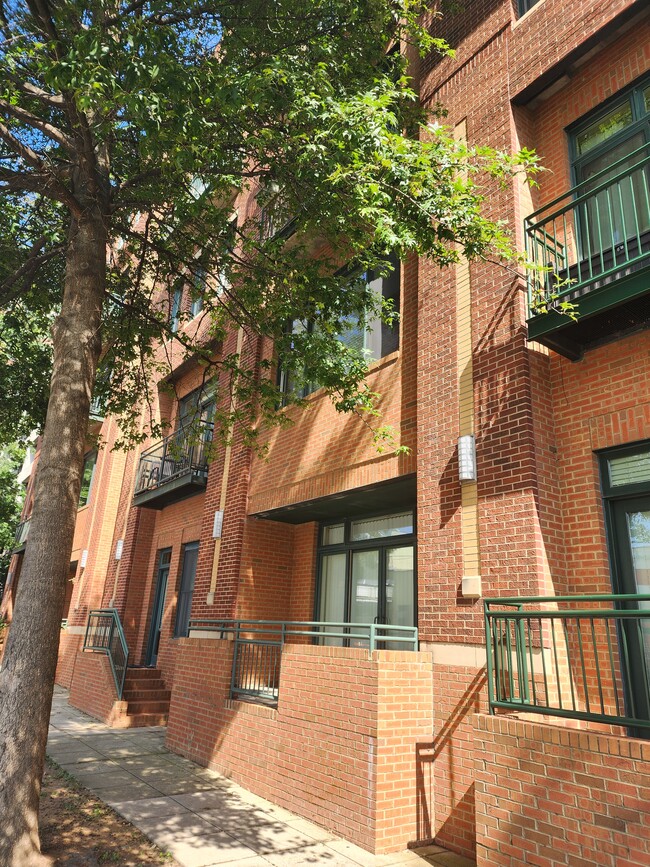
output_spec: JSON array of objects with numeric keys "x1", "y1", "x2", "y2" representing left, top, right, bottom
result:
[{"x1": 48, "y1": 686, "x2": 475, "y2": 867}]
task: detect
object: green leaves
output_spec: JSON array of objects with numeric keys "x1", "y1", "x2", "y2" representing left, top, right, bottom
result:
[{"x1": 0, "y1": 0, "x2": 538, "y2": 454}]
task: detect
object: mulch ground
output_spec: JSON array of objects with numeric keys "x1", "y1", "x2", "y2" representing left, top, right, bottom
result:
[{"x1": 39, "y1": 759, "x2": 181, "y2": 867}]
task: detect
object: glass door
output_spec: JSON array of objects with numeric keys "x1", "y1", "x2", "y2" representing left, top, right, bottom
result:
[
  {"x1": 174, "y1": 542, "x2": 199, "y2": 638},
  {"x1": 316, "y1": 511, "x2": 416, "y2": 649},
  {"x1": 146, "y1": 549, "x2": 171, "y2": 666},
  {"x1": 611, "y1": 496, "x2": 650, "y2": 728}
]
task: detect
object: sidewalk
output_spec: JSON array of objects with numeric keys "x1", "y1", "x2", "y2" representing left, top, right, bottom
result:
[{"x1": 47, "y1": 687, "x2": 475, "y2": 867}]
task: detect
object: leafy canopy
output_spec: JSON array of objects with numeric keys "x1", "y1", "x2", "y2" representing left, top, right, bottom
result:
[{"x1": 0, "y1": 0, "x2": 535, "y2": 450}]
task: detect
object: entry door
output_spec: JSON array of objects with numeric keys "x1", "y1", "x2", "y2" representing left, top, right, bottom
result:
[
  {"x1": 610, "y1": 496, "x2": 650, "y2": 727},
  {"x1": 145, "y1": 549, "x2": 171, "y2": 666},
  {"x1": 174, "y1": 541, "x2": 199, "y2": 638}
]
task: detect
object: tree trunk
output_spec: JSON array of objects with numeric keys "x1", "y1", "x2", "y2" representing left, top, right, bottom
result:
[{"x1": 0, "y1": 210, "x2": 106, "y2": 866}]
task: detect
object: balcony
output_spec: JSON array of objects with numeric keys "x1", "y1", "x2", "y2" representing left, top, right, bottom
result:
[
  {"x1": 133, "y1": 422, "x2": 213, "y2": 509},
  {"x1": 13, "y1": 517, "x2": 31, "y2": 552},
  {"x1": 525, "y1": 143, "x2": 650, "y2": 359},
  {"x1": 484, "y1": 594, "x2": 650, "y2": 736}
]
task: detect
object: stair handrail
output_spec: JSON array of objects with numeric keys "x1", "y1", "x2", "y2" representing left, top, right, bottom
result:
[{"x1": 83, "y1": 609, "x2": 129, "y2": 699}]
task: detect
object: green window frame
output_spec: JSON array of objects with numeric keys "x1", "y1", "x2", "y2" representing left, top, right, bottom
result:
[
  {"x1": 315, "y1": 509, "x2": 416, "y2": 641},
  {"x1": 569, "y1": 75, "x2": 650, "y2": 180},
  {"x1": 567, "y1": 74, "x2": 650, "y2": 266}
]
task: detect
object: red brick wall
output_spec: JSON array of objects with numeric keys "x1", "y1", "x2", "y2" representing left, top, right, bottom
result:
[
  {"x1": 475, "y1": 713, "x2": 650, "y2": 866},
  {"x1": 509, "y1": 0, "x2": 642, "y2": 100},
  {"x1": 167, "y1": 640, "x2": 433, "y2": 854},
  {"x1": 69, "y1": 650, "x2": 128, "y2": 727},
  {"x1": 427, "y1": 664, "x2": 489, "y2": 859}
]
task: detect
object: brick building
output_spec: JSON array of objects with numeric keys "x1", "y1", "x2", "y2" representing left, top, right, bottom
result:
[{"x1": 3, "y1": 1, "x2": 650, "y2": 863}]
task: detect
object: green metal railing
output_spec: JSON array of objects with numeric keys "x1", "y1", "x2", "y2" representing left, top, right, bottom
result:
[
  {"x1": 525, "y1": 142, "x2": 650, "y2": 316},
  {"x1": 484, "y1": 595, "x2": 650, "y2": 731},
  {"x1": 134, "y1": 421, "x2": 214, "y2": 496},
  {"x1": 83, "y1": 609, "x2": 129, "y2": 699},
  {"x1": 189, "y1": 619, "x2": 419, "y2": 705}
]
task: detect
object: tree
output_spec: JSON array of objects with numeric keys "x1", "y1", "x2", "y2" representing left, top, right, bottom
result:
[{"x1": 0, "y1": 1, "x2": 534, "y2": 862}]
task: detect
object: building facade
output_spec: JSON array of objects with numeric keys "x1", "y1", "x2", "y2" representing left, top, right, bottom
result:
[{"x1": 3, "y1": 1, "x2": 650, "y2": 863}]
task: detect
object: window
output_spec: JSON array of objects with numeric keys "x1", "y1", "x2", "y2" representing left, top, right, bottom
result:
[
  {"x1": 518, "y1": 0, "x2": 541, "y2": 14},
  {"x1": 278, "y1": 256, "x2": 401, "y2": 400},
  {"x1": 599, "y1": 442, "x2": 650, "y2": 734},
  {"x1": 78, "y1": 451, "x2": 97, "y2": 507},
  {"x1": 316, "y1": 510, "x2": 415, "y2": 647},
  {"x1": 177, "y1": 385, "x2": 216, "y2": 432},
  {"x1": 570, "y1": 76, "x2": 650, "y2": 255},
  {"x1": 170, "y1": 285, "x2": 183, "y2": 333},
  {"x1": 259, "y1": 185, "x2": 295, "y2": 241}
]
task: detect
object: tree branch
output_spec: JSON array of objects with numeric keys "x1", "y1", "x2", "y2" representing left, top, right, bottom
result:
[
  {"x1": 5, "y1": 76, "x2": 65, "y2": 108},
  {"x1": 0, "y1": 238, "x2": 64, "y2": 307},
  {"x1": 0, "y1": 99, "x2": 73, "y2": 150}
]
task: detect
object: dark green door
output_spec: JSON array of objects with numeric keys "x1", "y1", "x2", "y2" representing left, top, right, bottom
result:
[
  {"x1": 610, "y1": 496, "x2": 650, "y2": 731},
  {"x1": 174, "y1": 541, "x2": 199, "y2": 638},
  {"x1": 145, "y1": 548, "x2": 171, "y2": 666}
]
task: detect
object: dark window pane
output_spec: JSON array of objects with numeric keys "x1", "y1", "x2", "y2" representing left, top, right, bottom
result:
[{"x1": 79, "y1": 452, "x2": 97, "y2": 507}]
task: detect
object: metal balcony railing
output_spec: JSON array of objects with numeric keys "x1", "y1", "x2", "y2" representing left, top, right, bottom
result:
[
  {"x1": 13, "y1": 517, "x2": 31, "y2": 550},
  {"x1": 525, "y1": 142, "x2": 650, "y2": 318},
  {"x1": 189, "y1": 619, "x2": 419, "y2": 706},
  {"x1": 83, "y1": 609, "x2": 129, "y2": 698},
  {"x1": 484, "y1": 595, "x2": 650, "y2": 733},
  {"x1": 134, "y1": 422, "x2": 214, "y2": 497}
]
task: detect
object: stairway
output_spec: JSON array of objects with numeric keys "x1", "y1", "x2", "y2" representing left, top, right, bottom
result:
[{"x1": 121, "y1": 667, "x2": 171, "y2": 727}]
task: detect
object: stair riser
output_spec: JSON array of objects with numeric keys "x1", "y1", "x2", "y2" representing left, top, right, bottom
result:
[
  {"x1": 122, "y1": 689, "x2": 171, "y2": 701},
  {"x1": 126, "y1": 702, "x2": 170, "y2": 714}
]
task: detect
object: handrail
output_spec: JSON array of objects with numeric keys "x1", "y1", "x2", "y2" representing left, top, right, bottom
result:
[
  {"x1": 484, "y1": 595, "x2": 650, "y2": 731},
  {"x1": 188, "y1": 618, "x2": 419, "y2": 650},
  {"x1": 189, "y1": 618, "x2": 419, "y2": 706},
  {"x1": 525, "y1": 143, "x2": 650, "y2": 314},
  {"x1": 83, "y1": 609, "x2": 129, "y2": 699},
  {"x1": 134, "y1": 421, "x2": 214, "y2": 495}
]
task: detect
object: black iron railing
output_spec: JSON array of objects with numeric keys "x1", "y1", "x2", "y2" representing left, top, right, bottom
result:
[
  {"x1": 83, "y1": 609, "x2": 129, "y2": 698},
  {"x1": 189, "y1": 619, "x2": 419, "y2": 706},
  {"x1": 484, "y1": 595, "x2": 650, "y2": 732},
  {"x1": 525, "y1": 142, "x2": 650, "y2": 316},
  {"x1": 13, "y1": 517, "x2": 30, "y2": 550},
  {"x1": 134, "y1": 422, "x2": 213, "y2": 496}
]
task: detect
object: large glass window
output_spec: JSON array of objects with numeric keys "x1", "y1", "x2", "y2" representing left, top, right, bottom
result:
[
  {"x1": 278, "y1": 257, "x2": 401, "y2": 401},
  {"x1": 600, "y1": 443, "x2": 650, "y2": 735},
  {"x1": 316, "y1": 510, "x2": 415, "y2": 647}
]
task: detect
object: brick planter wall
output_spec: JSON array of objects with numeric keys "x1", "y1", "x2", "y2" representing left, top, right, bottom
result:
[
  {"x1": 475, "y1": 713, "x2": 650, "y2": 866},
  {"x1": 166, "y1": 639, "x2": 433, "y2": 854},
  {"x1": 69, "y1": 650, "x2": 128, "y2": 727}
]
